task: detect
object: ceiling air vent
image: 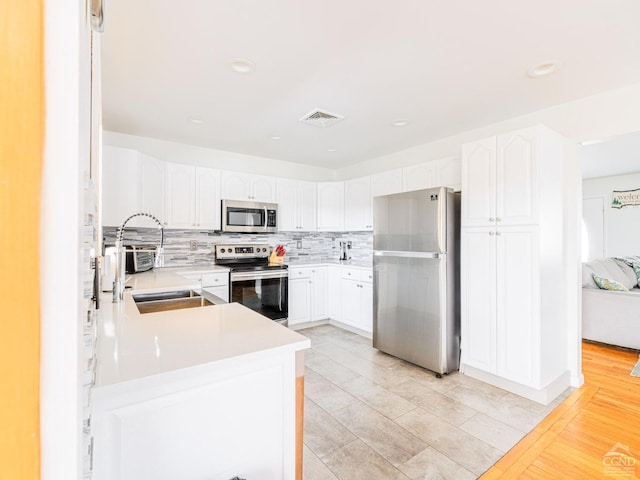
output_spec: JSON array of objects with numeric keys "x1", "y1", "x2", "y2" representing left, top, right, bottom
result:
[{"x1": 299, "y1": 108, "x2": 344, "y2": 127}]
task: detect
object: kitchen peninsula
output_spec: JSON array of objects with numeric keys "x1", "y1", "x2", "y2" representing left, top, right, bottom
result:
[{"x1": 92, "y1": 268, "x2": 309, "y2": 480}]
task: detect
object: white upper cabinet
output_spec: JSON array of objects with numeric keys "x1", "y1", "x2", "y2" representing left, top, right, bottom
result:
[
  {"x1": 461, "y1": 137, "x2": 497, "y2": 227},
  {"x1": 437, "y1": 157, "x2": 462, "y2": 190},
  {"x1": 165, "y1": 163, "x2": 196, "y2": 228},
  {"x1": 462, "y1": 126, "x2": 542, "y2": 227},
  {"x1": 371, "y1": 169, "x2": 403, "y2": 197},
  {"x1": 402, "y1": 160, "x2": 439, "y2": 192},
  {"x1": 102, "y1": 146, "x2": 164, "y2": 227},
  {"x1": 496, "y1": 128, "x2": 538, "y2": 226},
  {"x1": 276, "y1": 178, "x2": 317, "y2": 231},
  {"x1": 138, "y1": 153, "x2": 165, "y2": 222},
  {"x1": 102, "y1": 146, "x2": 139, "y2": 227},
  {"x1": 344, "y1": 176, "x2": 372, "y2": 231},
  {"x1": 195, "y1": 167, "x2": 221, "y2": 230},
  {"x1": 165, "y1": 163, "x2": 221, "y2": 229},
  {"x1": 221, "y1": 171, "x2": 276, "y2": 203},
  {"x1": 317, "y1": 182, "x2": 344, "y2": 231}
]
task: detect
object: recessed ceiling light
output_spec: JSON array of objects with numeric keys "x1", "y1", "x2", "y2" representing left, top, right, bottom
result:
[
  {"x1": 580, "y1": 138, "x2": 607, "y2": 146},
  {"x1": 271, "y1": 136, "x2": 281, "y2": 140},
  {"x1": 230, "y1": 58, "x2": 255, "y2": 73},
  {"x1": 327, "y1": 148, "x2": 337, "y2": 153},
  {"x1": 527, "y1": 61, "x2": 562, "y2": 78},
  {"x1": 188, "y1": 116, "x2": 205, "y2": 125},
  {"x1": 391, "y1": 119, "x2": 409, "y2": 127}
]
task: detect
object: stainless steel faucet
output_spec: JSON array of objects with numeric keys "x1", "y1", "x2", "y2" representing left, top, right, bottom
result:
[{"x1": 113, "y1": 212, "x2": 165, "y2": 303}]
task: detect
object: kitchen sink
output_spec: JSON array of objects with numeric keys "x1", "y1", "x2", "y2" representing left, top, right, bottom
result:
[{"x1": 133, "y1": 290, "x2": 214, "y2": 314}]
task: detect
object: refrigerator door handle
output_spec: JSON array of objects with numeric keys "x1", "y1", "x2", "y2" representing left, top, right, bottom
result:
[{"x1": 374, "y1": 250, "x2": 444, "y2": 259}]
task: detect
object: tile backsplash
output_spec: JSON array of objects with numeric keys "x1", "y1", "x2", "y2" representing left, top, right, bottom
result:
[{"x1": 103, "y1": 227, "x2": 373, "y2": 266}]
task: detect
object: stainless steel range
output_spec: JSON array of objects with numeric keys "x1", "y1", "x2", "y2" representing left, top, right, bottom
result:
[{"x1": 215, "y1": 244, "x2": 288, "y2": 326}]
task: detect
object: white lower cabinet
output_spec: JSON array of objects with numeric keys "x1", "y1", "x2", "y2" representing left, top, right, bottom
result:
[
  {"x1": 287, "y1": 267, "x2": 327, "y2": 326},
  {"x1": 92, "y1": 354, "x2": 296, "y2": 480},
  {"x1": 327, "y1": 266, "x2": 342, "y2": 322},
  {"x1": 339, "y1": 267, "x2": 373, "y2": 333},
  {"x1": 181, "y1": 271, "x2": 229, "y2": 302}
]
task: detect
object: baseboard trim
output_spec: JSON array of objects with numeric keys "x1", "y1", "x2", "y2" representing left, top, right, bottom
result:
[
  {"x1": 461, "y1": 365, "x2": 572, "y2": 405},
  {"x1": 288, "y1": 319, "x2": 373, "y2": 340}
]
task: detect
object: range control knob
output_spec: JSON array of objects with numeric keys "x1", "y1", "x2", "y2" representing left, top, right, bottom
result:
[
  {"x1": 263, "y1": 248, "x2": 267, "y2": 252},
  {"x1": 220, "y1": 248, "x2": 226, "y2": 253}
]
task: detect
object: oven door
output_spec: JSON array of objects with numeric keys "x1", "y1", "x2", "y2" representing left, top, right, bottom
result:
[{"x1": 231, "y1": 270, "x2": 288, "y2": 324}]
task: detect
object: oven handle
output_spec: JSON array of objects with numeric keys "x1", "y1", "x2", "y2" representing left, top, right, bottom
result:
[
  {"x1": 263, "y1": 207, "x2": 268, "y2": 231},
  {"x1": 231, "y1": 271, "x2": 289, "y2": 281}
]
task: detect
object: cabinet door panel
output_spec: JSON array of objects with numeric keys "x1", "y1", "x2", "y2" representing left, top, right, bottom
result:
[
  {"x1": 165, "y1": 163, "x2": 195, "y2": 228},
  {"x1": 102, "y1": 146, "x2": 139, "y2": 226},
  {"x1": 288, "y1": 278, "x2": 310, "y2": 325},
  {"x1": 438, "y1": 157, "x2": 461, "y2": 190},
  {"x1": 461, "y1": 138, "x2": 496, "y2": 227},
  {"x1": 461, "y1": 228, "x2": 496, "y2": 372},
  {"x1": 340, "y1": 279, "x2": 361, "y2": 328},
  {"x1": 402, "y1": 161, "x2": 438, "y2": 192},
  {"x1": 251, "y1": 175, "x2": 276, "y2": 203},
  {"x1": 311, "y1": 268, "x2": 327, "y2": 321},
  {"x1": 361, "y1": 282, "x2": 373, "y2": 333},
  {"x1": 371, "y1": 169, "x2": 403, "y2": 197},
  {"x1": 327, "y1": 267, "x2": 342, "y2": 321},
  {"x1": 276, "y1": 178, "x2": 298, "y2": 231},
  {"x1": 497, "y1": 128, "x2": 538, "y2": 225},
  {"x1": 195, "y1": 167, "x2": 221, "y2": 229},
  {"x1": 344, "y1": 177, "x2": 372, "y2": 231},
  {"x1": 138, "y1": 153, "x2": 165, "y2": 223},
  {"x1": 496, "y1": 227, "x2": 538, "y2": 386},
  {"x1": 317, "y1": 182, "x2": 344, "y2": 231},
  {"x1": 221, "y1": 171, "x2": 250, "y2": 201},
  {"x1": 298, "y1": 181, "x2": 317, "y2": 231}
]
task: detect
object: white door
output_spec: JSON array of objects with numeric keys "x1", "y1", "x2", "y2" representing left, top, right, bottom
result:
[
  {"x1": 340, "y1": 278, "x2": 362, "y2": 328},
  {"x1": 496, "y1": 127, "x2": 538, "y2": 225},
  {"x1": 327, "y1": 267, "x2": 342, "y2": 321},
  {"x1": 437, "y1": 157, "x2": 461, "y2": 190},
  {"x1": 102, "y1": 146, "x2": 139, "y2": 226},
  {"x1": 582, "y1": 196, "x2": 605, "y2": 261},
  {"x1": 195, "y1": 167, "x2": 221, "y2": 229},
  {"x1": 461, "y1": 138, "x2": 496, "y2": 227},
  {"x1": 361, "y1": 281, "x2": 373, "y2": 333},
  {"x1": 461, "y1": 227, "x2": 497, "y2": 372},
  {"x1": 165, "y1": 163, "x2": 195, "y2": 228}
]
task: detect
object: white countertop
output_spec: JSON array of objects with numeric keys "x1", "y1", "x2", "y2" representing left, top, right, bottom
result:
[{"x1": 96, "y1": 268, "x2": 310, "y2": 389}]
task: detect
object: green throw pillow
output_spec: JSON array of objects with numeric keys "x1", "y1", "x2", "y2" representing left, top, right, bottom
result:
[
  {"x1": 592, "y1": 273, "x2": 629, "y2": 292},
  {"x1": 633, "y1": 263, "x2": 640, "y2": 286}
]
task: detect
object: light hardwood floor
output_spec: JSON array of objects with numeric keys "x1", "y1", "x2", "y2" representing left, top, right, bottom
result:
[{"x1": 481, "y1": 341, "x2": 640, "y2": 479}]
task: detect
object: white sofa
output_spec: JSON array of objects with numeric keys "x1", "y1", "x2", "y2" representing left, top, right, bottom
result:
[{"x1": 582, "y1": 258, "x2": 640, "y2": 350}]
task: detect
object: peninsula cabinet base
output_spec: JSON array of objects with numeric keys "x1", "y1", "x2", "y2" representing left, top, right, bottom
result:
[{"x1": 92, "y1": 353, "x2": 298, "y2": 480}]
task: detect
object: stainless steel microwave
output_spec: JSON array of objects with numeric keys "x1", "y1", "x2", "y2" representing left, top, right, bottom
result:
[{"x1": 221, "y1": 199, "x2": 278, "y2": 233}]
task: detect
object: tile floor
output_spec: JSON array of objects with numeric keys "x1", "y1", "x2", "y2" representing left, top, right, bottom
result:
[{"x1": 299, "y1": 324, "x2": 572, "y2": 480}]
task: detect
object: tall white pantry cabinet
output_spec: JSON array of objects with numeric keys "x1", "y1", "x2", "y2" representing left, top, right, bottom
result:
[{"x1": 460, "y1": 125, "x2": 569, "y2": 404}]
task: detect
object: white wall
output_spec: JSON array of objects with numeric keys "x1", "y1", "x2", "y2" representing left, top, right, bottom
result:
[
  {"x1": 583, "y1": 172, "x2": 640, "y2": 258},
  {"x1": 104, "y1": 131, "x2": 335, "y2": 182}
]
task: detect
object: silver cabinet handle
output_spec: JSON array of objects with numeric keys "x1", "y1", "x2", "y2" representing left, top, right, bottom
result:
[
  {"x1": 489, "y1": 231, "x2": 495, "y2": 236},
  {"x1": 496, "y1": 217, "x2": 502, "y2": 222},
  {"x1": 489, "y1": 217, "x2": 495, "y2": 222},
  {"x1": 496, "y1": 231, "x2": 502, "y2": 236}
]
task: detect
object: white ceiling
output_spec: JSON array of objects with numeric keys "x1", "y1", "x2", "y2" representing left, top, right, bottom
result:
[
  {"x1": 101, "y1": 0, "x2": 640, "y2": 169},
  {"x1": 581, "y1": 131, "x2": 640, "y2": 179}
]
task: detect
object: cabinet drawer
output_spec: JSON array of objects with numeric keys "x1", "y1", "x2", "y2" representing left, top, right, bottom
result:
[
  {"x1": 201, "y1": 272, "x2": 229, "y2": 287},
  {"x1": 341, "y1": 267, "x2": 373, "y2": 283},
  {"x1": 289, "y1": 267, "x2": 313, "y2": 279}
]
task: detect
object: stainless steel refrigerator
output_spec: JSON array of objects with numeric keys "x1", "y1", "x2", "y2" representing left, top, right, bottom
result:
[{"x1": 373, "y1": 186, "x2": 460, "y2": 375}]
